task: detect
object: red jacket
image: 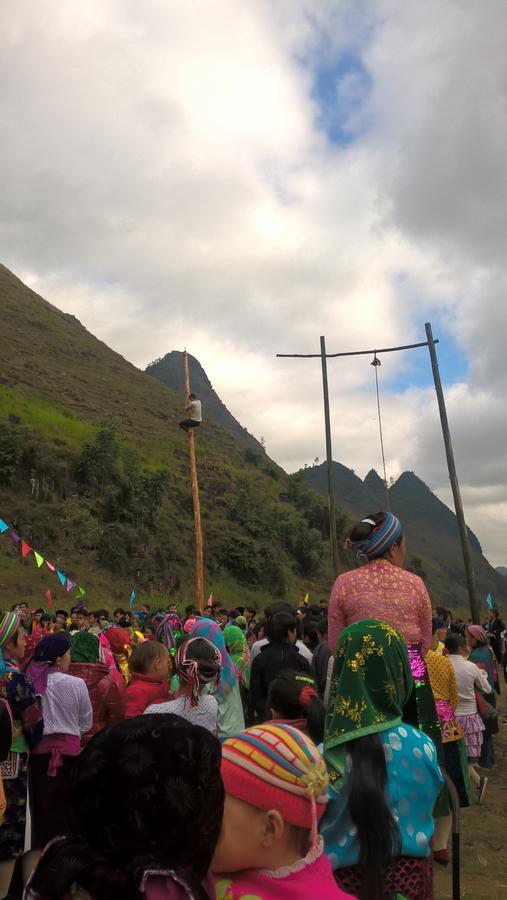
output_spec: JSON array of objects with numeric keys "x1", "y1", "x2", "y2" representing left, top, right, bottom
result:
[
  {"x1": 125, "y1": 672, "x2": 172, "y2": 717},
  {"x1": 69, "y1": 662, "x2": 125, "y2": 745}
]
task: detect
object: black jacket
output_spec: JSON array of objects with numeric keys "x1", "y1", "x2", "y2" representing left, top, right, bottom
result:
[{"x1": 250, "y1": 640, "x2": 310, "y2": 721}]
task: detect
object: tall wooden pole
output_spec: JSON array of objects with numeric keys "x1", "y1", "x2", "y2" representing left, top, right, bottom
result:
[
  {"x1": 183, "y1": 352, "x2": 205, "y2": 612},
  {"x1": 320, "y1": 336, "x2": 339, "y2": 578},
  {"x1": 425, "y1": 323, "x2": 480, "y2": 623}
]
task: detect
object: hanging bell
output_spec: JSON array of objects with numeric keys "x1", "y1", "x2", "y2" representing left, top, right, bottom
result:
[{"x1": 371, "y1": 353, "x2": 381, "y2": 367}]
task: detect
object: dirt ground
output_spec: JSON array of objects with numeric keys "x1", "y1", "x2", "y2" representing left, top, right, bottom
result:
[{"x1": 433, "y1": 691, "x2": 507, "y2": 900}]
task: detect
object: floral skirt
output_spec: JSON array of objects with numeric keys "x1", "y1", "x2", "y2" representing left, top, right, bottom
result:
[
  {"x1": 0, "y1": 751, "x2": 28, "y2": 859},
  {"x1": 336, "y1": 855, "x2": 432, "y2": 900},
  {"x1": 457, "y1": 713, "x2": 484, "y2": 761}
]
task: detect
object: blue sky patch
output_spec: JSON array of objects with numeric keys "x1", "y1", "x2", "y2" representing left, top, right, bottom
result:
[{"x1": 310, "y1": 50, "x2": 372, "y2": 146}]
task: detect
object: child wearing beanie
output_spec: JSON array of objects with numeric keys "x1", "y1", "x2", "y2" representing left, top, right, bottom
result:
[{"x1": 210, "y1": 723, "x2": 354, "y2": 899}]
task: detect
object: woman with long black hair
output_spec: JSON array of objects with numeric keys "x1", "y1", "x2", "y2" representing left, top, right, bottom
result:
[{"x1": 320, "y1": 620, "x2": 443, "y2": 900}]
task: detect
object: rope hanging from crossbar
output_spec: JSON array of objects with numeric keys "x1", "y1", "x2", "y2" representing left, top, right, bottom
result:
[{"x1": 371, "y1": 354, "x2": 389, "y2": 507}]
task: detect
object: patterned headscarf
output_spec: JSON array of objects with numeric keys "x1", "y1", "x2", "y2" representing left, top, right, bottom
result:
[
  {"x1": 223, "y1": 623, "x2": 250, "y2": 689},
  {"x1": 324, "y1": 619, "x2": 413, "y2": 792},
  {"x1": 105, "y1": 627, "x2": 132, "y2": 655},
  {"x1": 155, "y1": 613, "x2": 183, "y2": 657},
  {"x1": 190, "y1": 618, "x2": 237, "y2": 695},
  {"x1": 176, "y1": 637, "x2": 221, "y2": 706},
  {"x1": 348, "y1": 512, "x2": 403, "y2": 562},
  {"x1": 71, "y1": 631, "x2": 100, "y2": 664},
  {"x1": 467, "y1": 624, "x2": 488, "y2": 645},
  {"x1": 0, "y1": 612, "x2": 21, "y2": 675}
]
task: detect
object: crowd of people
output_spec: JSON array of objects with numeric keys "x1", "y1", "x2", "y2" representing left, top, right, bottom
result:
[{"x1": 0, "y1": 510, "x2": 504, "y2": 899}]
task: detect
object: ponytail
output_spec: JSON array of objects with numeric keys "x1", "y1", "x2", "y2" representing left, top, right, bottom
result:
[
  {"x1": 267, "y1": 671, "x2": 325, "y2": 745},
  {"x1": 347, "y1": 734, "x2": 401, "y2": 900}
]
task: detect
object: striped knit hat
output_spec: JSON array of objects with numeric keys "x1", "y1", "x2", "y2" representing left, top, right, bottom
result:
[
  {"x1": 0, "y1": 612, "x2": 21, "y2": 650},
  {"x1": 0, "y1": 612, "x2": 22, "y2": 676},
  {"x1": 221, "y1": 724, "x2": 329, "y2": 847},
  {"x1": 350, "y1": 511, "x2": 403, "y2": 561}
]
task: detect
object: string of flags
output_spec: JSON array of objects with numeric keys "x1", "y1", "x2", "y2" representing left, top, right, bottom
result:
[{"x1": 0, "y1": 515, "x2": 87, "y2": 604}]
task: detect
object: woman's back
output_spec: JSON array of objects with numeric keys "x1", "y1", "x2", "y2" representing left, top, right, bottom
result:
[
  {"x1": 448, "y1": 654, "x2": 490, "y2": 716},
  {"x1": 321, "y1": 723, "x2": 442, "y2": 867},
  {"x1": 328, "y1": 559, "x2": 432, "y2": 654},
  {"x1": 41, "y1": 671, "x2": 92, "y2": 736}
]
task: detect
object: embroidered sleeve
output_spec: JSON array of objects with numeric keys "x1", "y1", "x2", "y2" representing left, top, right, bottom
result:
[{"x1": 9, "y1": 673, "x2": 44, "y2": 748}]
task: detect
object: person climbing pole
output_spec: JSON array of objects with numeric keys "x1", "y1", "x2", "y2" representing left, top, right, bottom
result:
[{"x1": 179, "y1": 392, "x2": 202, "y2": 432}]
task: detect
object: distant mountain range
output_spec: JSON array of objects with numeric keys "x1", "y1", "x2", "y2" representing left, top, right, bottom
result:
[{"x1": 300, "y1": 461, "x2": 507, "y2": 610}]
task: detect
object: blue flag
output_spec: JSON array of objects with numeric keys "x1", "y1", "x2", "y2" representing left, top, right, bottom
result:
[
  {"x1": 485, "y1": 592, "x2": 493, "y2": 609},
  {"x1": 129, "y1": 589, "x2": 136, "y2": 609}
]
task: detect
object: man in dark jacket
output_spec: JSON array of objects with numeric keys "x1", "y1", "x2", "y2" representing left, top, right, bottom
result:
[{"x1": 250, "y1": 612, "x2": 310, "y2": 722}]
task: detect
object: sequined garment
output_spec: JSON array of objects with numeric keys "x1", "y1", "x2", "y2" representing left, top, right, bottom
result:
[{"x1": 328, "y1": 559, "x2": 432, "y2": 656}]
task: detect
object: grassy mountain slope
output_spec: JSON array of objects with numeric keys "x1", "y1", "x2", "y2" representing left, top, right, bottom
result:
[
  {"x1": 0, "y1": 265, "x2": 342, "y2": 610},
  {"x1": 301, "y1": 461, "x2": 507, "y2": 609}
]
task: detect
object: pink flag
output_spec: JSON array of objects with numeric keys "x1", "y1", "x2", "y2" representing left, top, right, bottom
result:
[
  {"x1": 45, "y1": 590, "x2": 52, "y2": 610},
  {"x1": 46, "y1": 561, "x2": 56, "y2": 572}
]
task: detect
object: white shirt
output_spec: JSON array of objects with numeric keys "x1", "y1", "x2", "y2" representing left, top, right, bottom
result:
[
  {"x1": 250, "y1": 637, "x2": 313, "y2": 664},
  {"x1": 186, "y1": 399, "x2": 202, "y2": 422},
  {"x1": 41, "y1": 671, "x2": 93, "y2": 737},
  {"x1": 145, "y1": 694, "x2": 218, "y2": 734},
  {"x1": 449, "y1": 654, "x2": 491, "y2": 716}
]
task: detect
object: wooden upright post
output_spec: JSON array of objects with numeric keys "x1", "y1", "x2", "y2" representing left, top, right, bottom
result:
[
  {"x1": 320, "y1": 336, "x2": 340, "y2": 578},
  {"x1": 425, "y1": 322, "x2": 480, "y2": 623},
  {"x1": 183, "y1": 352, "x2": 205, "y2": 612}
]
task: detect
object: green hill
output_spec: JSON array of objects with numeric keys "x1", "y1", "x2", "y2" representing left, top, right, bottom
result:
[
  {"x1": 301, "y1": 461, "x2": 507, "y2": 610},
  {"x1": 0, "y1": 265, "x2": 347, "y2": 611}
]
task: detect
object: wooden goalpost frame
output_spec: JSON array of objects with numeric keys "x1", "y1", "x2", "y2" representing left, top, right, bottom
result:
[
  {"x1": 277, "y1": 323, "x2": 480, "y2": 625},
  {"x1": 183, "y1": 351, "x2": 205, "y2": 613}
]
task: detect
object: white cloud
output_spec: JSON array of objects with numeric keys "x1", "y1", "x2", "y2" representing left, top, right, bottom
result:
[{"x1": 1, "y1": 0, "x2": 506, "y2": 566}]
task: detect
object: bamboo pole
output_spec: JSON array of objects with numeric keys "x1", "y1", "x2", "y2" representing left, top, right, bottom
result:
[
  {"x1": 320, "y1": 337, "x2": 340, "y2": 578},
  {"x1": 183, "y1": 351, "x2": 205, "y2": 612},
  {"x1": 425, "y1": 323, "x2": 479, "y2": 623}
]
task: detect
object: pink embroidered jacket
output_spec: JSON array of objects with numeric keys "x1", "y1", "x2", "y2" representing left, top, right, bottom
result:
[
  {"x1": 210, "y1": 843, "x2": 354, "y2": 899},
  {"x1": 328, "y1": 559, "x2": 433, "y2": 657}
]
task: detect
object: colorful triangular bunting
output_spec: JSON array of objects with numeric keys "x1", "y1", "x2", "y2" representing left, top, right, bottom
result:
[
  {"x1": 21, "y1": 541, "x2": 32, "y2": 558},
  {"x1": 34, "y1": 551, "x2": 44, "y2": 568},
  {"x1": 56, "y1": 570, "x2": 66, "y2": 586},
  {"x1": 46, "y1": 560, "x2": 55, "y2": 572},
  {"x1": 45, "y1": 590, "x2": 52, "y2": 610},
  {"x1": 66, "y1": 579, "x2": 76, "y2": 592},
  {"x1": 11, "y1": 530, "x2": 20, "y2": 544},
  {"x1": 78, "y1": 587, "x2": 86, "y2": 597},
  {"x1": 0, "y1": 519, "x2": 8, "y2": 533}
]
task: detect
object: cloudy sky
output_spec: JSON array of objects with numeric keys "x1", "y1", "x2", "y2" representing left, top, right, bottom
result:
[{"x1": 2, "y1": 1, "x2": 506, "y2": 568}]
